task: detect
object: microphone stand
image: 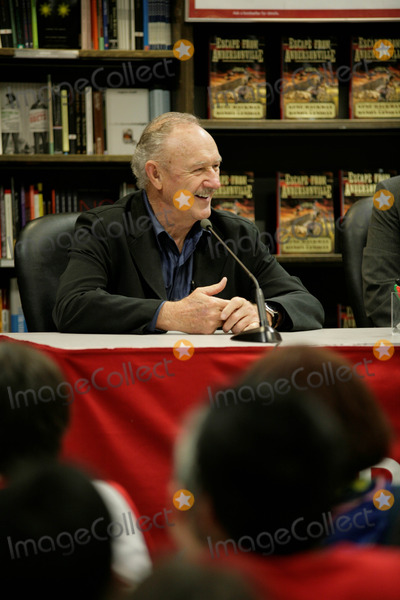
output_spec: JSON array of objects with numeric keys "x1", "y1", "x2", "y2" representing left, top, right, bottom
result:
[{"x1": 200, "y1": 220, "x2": 282, "y2": 344}]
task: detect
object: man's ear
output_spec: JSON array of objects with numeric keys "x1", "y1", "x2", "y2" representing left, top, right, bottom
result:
[{"x1": 145, "y1": 160, "x2": 163, "y2": 190}]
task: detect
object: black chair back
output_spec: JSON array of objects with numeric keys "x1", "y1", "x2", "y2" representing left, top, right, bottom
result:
[
  {"x1": 15, "y1": 213, "x2": 80, "y2": 332},
  {"x1": 340, "y1": 196, "x2": 374, "y2": 327}
]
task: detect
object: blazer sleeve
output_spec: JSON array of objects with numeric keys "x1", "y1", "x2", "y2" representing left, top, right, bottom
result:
[
  {"x1": 251, "y1": 228, "x2": 325, "y2": 331},
  {"x1": 52, "y1": 211, "x2": 163, "y2": 334},
  {"x1": 362, "y1": 177, "x2": 400, "y2": 326}
]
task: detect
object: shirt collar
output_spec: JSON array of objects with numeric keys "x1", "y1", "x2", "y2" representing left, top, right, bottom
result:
[{"x1": 142, "y1": 190, "x2": 210, "y2": 248}]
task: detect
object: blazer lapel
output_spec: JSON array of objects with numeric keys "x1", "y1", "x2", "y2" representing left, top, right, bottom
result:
[{"x1": 125, "y1": 192, "x2": 168, "y2": 300}]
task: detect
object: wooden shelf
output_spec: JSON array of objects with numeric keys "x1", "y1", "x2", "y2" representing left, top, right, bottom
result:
[
  {"x1": 0, "y1": 155, "x2": 131, "y2": 163},
  {"x1": 0, "y1": 259, "x2": 14, "y2": 268},
  {"x1": 0, "y1": 48, "x2": 174, "y2": 60},
  {"x1": 200, "y1": 119, "x2": 400, "y2": 131},
  {"x1": 275, "y1": 253, "x2": 342, "y2": 264}
]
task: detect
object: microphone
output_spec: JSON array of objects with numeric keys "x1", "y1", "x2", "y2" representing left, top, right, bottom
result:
[{"x1": 200, "y1": 219, "x2": 281, "y2": 343}]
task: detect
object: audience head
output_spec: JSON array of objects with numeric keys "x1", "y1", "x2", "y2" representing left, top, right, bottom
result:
[
  {"x1": 0, "y1": 461, "x2": 113, "y2": 599},
  {"x1": 239, "y1": 345, "x2": 391, "y2": 478},
  {"x1": 173, "y1": 380, "x2": 348, "y2": 557},
  {"x1": 130, "y1": 557, "x2": 261, "y2": 600},
  {"x1": 0, "y1": 341, "x2": 70, "y2": 477}
]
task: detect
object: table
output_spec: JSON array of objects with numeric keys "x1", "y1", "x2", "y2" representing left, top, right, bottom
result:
[{"x1": 1, "y1": 329, "x2": 400, "y2": 553}]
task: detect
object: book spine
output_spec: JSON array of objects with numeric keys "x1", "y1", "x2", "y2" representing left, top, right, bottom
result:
[
  {"x1": 19, "y1": 183, "x2": 26, "y2": 228},
  {"x1": 129, "y1": 0, "x2": 135, "y2": 50},
  {"x1": 0, "y1": 185, "x2": 5, "y2": 258},
  {"x1": 7, "y1": 0, "x2": 17, "y2": 47},
  {"x1": 1, "y1": 287, "x2": 10, "y2": 333},
  {"x1": 98, "y1": 0, "x2": 104, "y2": 50},
  {"x1": 10, "y1": 278, "x2": 27, "y2": 332},
  {"x1": 4, "y1": 188, "x2": 13, "y2": 259},
  {"x1": 91, "y1": 0, "x2": 99, "y2": 50},
  {"x1": 75, "y1": 90, "x2": 82, "y2": 153},
  {"x1": 52, "y1": 85, "x2": 63, "y2": 154},
  {"x1": 13, "y1": 0, "x2": 25, "y2": 48},
  {"x1": 10, "y1": 176, "x2": 19, "y2": 249},
  {"x1": 134, "y1": 0, "x2": 143, "y2": 50},
  {"x1": 0, "y1": 0, "x2": 13, "y2": 48},
  {"x1": 93, "y1": 90, "x2": 104, "y2": 154},
  {"x1": 85, "y1": 86, "x2": 94, "y2": 155},
  {"x1": 47, "y1": 74, "x2": 54, "y2": 154},
  {"x1": 61, "y1": 88, "x2": 70, "y2": 153},
  {"x1": 31, "y1": 0, "x2": 38, "y2": 49},
  {"x1": 37, "y1": 181, "x2": 44, "y2": 216},
  {"x1": 108, "y1": 0, "x2": 118, "y2": 48},
  {"x1": 21, "y1": 0, "x2": 30, "y2": 47},
  {"x1": 68, "y1": 91, "x2": 77, "y2": 154},
  {"x1": 142, "y1": 0, "x2": 148, "y2": 49},
  {"x1": 103, "y1": 0, "x2": 109, "y2": 49}
]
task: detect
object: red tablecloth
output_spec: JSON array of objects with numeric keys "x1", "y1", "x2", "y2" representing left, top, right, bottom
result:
[{"x1": 1, "y1": 337, "x2": 400, "y2": 552}]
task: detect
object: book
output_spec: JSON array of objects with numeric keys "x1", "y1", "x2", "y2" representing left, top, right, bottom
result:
[
  {"x1": 108, "y1": 0, "x2": 118, "y2": 49},
  {"x1": 0, "y1": 287, "x2": 10, "y2": 333},
  {"x1": 37, "y1": 0, "x2": 81, "y2": 49},
  {"x1": 105, "y1": 88, "x2": 149, "y2": 154},
  {"x1": 61, "y1": 88, "x2": 70, "y2": 153},
  {"x1": 93, "y1": 90, "x2": 105, "y2": 154},
  {"x1": 350, "y1": 37, "x2": 400, "y2": 119},
  {"x1": 276, "y1": 171, "x2": 335, "y2": 254},
  {"x1": 281, "y1": 37, "x2": 338, "y2": 120},
  {"x1": 211, "y1": 171, "x2": 255, "y2": 222},
  {"x1": 339, "y1": 169, "x2": 398, "y2": 216},
  {"x1": 208, "y1": 35, "x2": 267, "y2": 119},
  {"x1": 85, "y1": 86, "x2": 94, "y2": 155},
  {"x1": 337, "y1": 304, "x2": 356, "y2": 328},
  {"x1": 10, "y1": 277, "x2": 27, "y2": 332},
  {"x1": 0, "y1": 82, "x2": 48, "y2": 154},
  {"x1": 81, "y1": 0, "x2": 91, "y2": 49},
  {"x1": 52, "y1": 84, "x2": 63, "y2": 154},
  {"x1": 0, "y1": 0, "x2": 13, "y2": 48}
]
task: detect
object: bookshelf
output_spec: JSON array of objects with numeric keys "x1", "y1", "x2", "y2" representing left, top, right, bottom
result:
[{"x1": 0, "y1": 2, "x2": 399, "y2": 328}]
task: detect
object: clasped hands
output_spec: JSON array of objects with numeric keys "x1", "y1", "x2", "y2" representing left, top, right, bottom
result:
[{"x1": 157, "y1": 277, "x2": 273, "y2": 335}]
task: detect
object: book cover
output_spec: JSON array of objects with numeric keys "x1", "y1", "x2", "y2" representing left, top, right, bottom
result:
[
  {"x1": 337, "y1": 304, "x2": 356, "y2": 328},
  {"x1": 105, "y1": 88, "x2": 149, "y2": 155},
  {"x1": 339, "y1": 169, "x2": 398, "y2": 216},
  {"x1": 276, "y1": 171, "x2": 335, "y2": 254},
  {"x1": 281, "y1": 37, "x2": 338, "y2": 120},
  {"x1": 3, "y1": 187, "x2": 14, "y2": 258},
  {"x1": 37, "y1": 0, "x2": 81, "y2": 49},
  {"x1": 350, "y1": 37, "x2": 400, "y2": 119},
  {"x1": 0, "y1": 82, "x2": 48, "y2": 154},
  {"x1": 211, "y1": 171, "x2": 255, "y2": 222},
  {"x1": 208, "y1": 35, "x2": 266, "y2": 119}
]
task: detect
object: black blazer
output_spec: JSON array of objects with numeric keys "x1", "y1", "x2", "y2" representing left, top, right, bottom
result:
[
  {"x1": 53, "y1": 191, "x2": 324, "y2": 333},
  {"x1": 363, "y1": 175, "x2": 400, "y2": 326}
]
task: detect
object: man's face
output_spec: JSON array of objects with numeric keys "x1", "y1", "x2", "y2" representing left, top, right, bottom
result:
[{"x1": 158, "y1": 124, "x2": 222, "y2": 224}]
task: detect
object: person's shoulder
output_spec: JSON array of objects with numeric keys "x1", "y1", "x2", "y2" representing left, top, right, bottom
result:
[
  {"x1": 82, "y1": 190, "x2": 143, "y2": 220},
  {"x1": 378, "y1": 175, "x2": 400, "y2": 197}
]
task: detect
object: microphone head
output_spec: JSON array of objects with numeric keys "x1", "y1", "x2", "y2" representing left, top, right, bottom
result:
[{"x1": 200, "y1": 219, "x2": 212, "y2": 230}]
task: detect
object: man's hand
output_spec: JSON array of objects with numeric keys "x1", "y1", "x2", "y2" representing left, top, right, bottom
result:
[
  {"x1": 156, "y1": 277, "x2": 230, "y2": 334},
  {"x1": 220, "y1": 297, "x2": 268, "y2": 334}
]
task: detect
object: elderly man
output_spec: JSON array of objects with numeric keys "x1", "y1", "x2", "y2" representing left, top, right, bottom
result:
[{"x1": 53, "y1": 112, "x2": 323, "y2": 334}]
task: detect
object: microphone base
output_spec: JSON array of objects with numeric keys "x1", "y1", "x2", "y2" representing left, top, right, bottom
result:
[{"x1": 231, "y1": 326, "x2": 282, "y2": 344}]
